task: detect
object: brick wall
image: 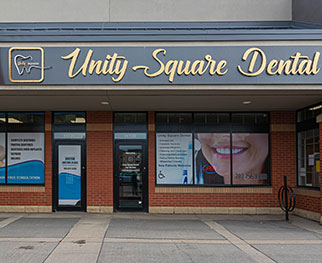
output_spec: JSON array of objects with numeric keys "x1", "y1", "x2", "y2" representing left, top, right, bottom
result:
[{"x1": 86, "y1": 111, "x2": 113, "y2": 208}]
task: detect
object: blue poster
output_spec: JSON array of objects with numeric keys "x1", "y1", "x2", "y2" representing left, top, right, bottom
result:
[
  {"x1": 58, "y1": 145, "x2": 81, "y2": 206},
  {"x1": 7, "y1": 133, "x2": 44, "y2": 184}
]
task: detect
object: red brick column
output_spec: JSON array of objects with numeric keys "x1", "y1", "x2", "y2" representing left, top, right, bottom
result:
[
  {"x1": 148, "y1": 111, "x2": 156, "y2": 212},
  {"x1": 86, "y1": 111, "x2": 113, "y2": 213},
  {"x1": 270, "y1": 112, "x2": 297, "y2": 194},
  {"x1": 44, "y1": 111, "x2": 52, "y2": 208}
]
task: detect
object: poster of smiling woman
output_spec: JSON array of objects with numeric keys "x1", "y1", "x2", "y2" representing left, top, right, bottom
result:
[{"x1": 195, "y1": 133, "x2": 269, "y2": 185}]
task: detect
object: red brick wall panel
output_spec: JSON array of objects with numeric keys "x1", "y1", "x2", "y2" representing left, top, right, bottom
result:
[{"x1": 86, "y1": 111, "x2": 113, "y2": 207}]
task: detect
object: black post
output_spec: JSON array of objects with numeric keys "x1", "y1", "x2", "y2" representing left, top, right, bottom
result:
[{"x1": 284, "y1": 176, "x2": 289, "y2": 221}]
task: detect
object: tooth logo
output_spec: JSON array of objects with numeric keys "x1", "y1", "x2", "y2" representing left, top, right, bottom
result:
[{"x1": 9, "y1": 47, "x2": 51, "y2": 83}]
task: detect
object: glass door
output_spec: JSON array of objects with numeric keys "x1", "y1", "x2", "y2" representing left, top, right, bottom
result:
[
  {"x1": 53, "y1": 141, "x2": 86, "y2": 211},
  {"x1": 115, "y1": 142, "x2": 147, "y2": 211}
]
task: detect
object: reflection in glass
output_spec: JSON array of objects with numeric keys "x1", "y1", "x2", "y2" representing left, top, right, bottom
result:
[
  {"x1": 115, "y1": 113, "x2": 146, "y2": 124},
  {"x1": 8, "y1": 112, "x2": 44, "y2": 124},
  {"x1": 118, "y1": 145, "x2": 143, "y2": 208},
  {"x1": 54, "y1": 112, "x2": 86, "y2": 124}
]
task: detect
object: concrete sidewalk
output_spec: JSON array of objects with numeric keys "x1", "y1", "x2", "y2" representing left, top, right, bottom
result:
[{"x1": 0, "y1": 213, "x2": 321, "y2": 263}]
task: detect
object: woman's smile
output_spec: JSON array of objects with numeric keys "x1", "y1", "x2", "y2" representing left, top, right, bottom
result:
[{"x1": 211, "y1": 146, "x2": 248, "y2": 158}]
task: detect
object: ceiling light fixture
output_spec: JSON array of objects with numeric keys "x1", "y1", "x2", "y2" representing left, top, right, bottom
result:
[
  {"x1": 101, "y1": 101, "x2": 109, "y2": 105},
  {"x1": 242, "y1": 100, "x2": 252, "y2": 105}
]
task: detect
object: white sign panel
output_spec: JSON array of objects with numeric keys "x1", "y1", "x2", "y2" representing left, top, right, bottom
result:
[{"x1": 156, "y1": 133, "x2": 193, "y2": 184}]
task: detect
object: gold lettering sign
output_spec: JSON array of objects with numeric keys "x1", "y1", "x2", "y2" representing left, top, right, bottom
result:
[
  {"x1": 59, "y1": 47, "x2": 321, "y2": 83},
  {"x1": 238, "y1": 47, "x2": 320, "y2": 77},
  {"x1": 132, "y1": 48, "x2": 228, "y2": 82},
  {"x1": 61, "y1": 48, "x2": 128, "y2": 82}
]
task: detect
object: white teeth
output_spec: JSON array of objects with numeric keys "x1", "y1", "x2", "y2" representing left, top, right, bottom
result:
[
  {"x1": 216, "y1": 148, "x2": 244, "y2": 154},
  {"x1": 232, "y1": 148, "x2": 243, "y2": 154},
  {"x1": 216, "y1": 148, "x2": 230, "y2": 154}
]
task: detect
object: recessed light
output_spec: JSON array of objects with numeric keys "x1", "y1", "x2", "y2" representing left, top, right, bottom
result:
[
  {"x1": 101, "y1": 101, "x2": 109, "y2": 105},
  {"x1": 242, "y1": 100, "x2": 252, "y2": 105}
]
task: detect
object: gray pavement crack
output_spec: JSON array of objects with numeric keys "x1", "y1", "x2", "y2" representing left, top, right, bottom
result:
[
  {"x1": 41, "y1": 217, "x2": 82, "y2": 263},
  {"x1": 96, "y1": 218, "x2": 111, "y2": 263},
  {"x1": 173, "y1": 241, "x2": 196, "y2": 263},
  {"x1": 203, "y1": 220, "x2": 277, "y2": 263}
]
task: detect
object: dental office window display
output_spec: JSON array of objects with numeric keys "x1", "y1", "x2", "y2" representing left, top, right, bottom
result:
[
  {"x1": 195, "y1": 133, "x2": 231, "y2": 185},
  {"x1": 194, "y1": 133, "x2": 269, "y2": 185},
  {"x1": 156, "y1": 133, "x2": 193, "y2": 184},
  {"x1": 7, "y1": 133, "x2": 44, "y2": 184},
  {"x1": 232, "y1": 133, "x2": 269, "y2": 185}
]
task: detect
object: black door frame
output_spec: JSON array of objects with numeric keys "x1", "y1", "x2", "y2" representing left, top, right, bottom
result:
[
  {"x1": 114, "y1": 140, "x2": 148, "y2": 212},
  {"x1": 53, "y1": 140, "x2": 87, "y2": 211}
]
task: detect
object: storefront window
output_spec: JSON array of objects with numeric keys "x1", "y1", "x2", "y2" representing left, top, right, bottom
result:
[
  {"x1": 155, "y1": 112, "x2": 270, "y2": 186},
  {"x1": 0, "y1": 112, "x2": 45, "y2": 185},
  {"x1": 297, "y1": 104, "x2": 321, "y2": 188},
  {"x1": 297, "y1": 129, "x2": 320, "y2": 187}
]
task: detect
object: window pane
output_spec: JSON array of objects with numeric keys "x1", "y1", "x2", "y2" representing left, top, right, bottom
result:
[
  {"x1": 232, "y1": 113, "x2": 268, "y2": 125},
  {"x1": 156, "y1": 113, "x2": 192, "y2": 125},
  {"x1": 298, "y1": 104, "x2": 322, "y2": 123},
  {"x1": 54, "y1": 112, "x2": 86, "y2": 124},
  {"x1": 195, "y1": 133, "x2": 231, "y2": 185},
  {"x1": 156, "y1": 133, "x2": 193, "y2": 184},
  {"x1": 297, "y1": 127, "x2": 320, "y2": 187},
  {"x1": 8, "y1": 112, "x2": 44, "y2": 124},
  {"x1": 7, "y1": 133, "x2": 44, "y2": 184},
  {"x1": 194, "y1": 113, "x2": 229, "y2": 124},
  {"x1": 114, "y1": 113, "x2": 146, "y2": 124},
  {"x1": 232, "y1": 133, "x2": 269, "y2": 185},
  {"x1": 0, "y1": 113, "x2": 5, "y2": 124}
]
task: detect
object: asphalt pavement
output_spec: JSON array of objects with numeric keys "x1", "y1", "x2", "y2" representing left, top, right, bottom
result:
[{"x1": 0, "y1": 212, "x2": 321, "y2": 263}]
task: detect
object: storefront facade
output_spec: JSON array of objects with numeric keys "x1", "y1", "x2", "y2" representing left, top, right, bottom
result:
[{"x1": 0, "y1": 20, "x2": 321, "y2": 224}]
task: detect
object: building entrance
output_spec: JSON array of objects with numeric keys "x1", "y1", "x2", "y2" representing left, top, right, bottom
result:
[
  {"x1": 52, "y1": 112, "x2": 87, "y2": 211},
  {"x1": 114, "y1": 141, "x2": 148, "y2": 211},
  {"x1": 53, "y1": 140, "x2": 86, "y2": 211}
]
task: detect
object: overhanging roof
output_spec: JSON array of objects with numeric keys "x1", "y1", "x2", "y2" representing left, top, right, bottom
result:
[{"x1": 0, "y1": 21, "x2": 322, "y2": 42}]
